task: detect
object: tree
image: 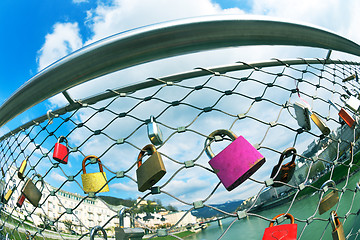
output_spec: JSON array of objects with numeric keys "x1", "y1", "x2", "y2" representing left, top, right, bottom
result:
[
  {"x1": 166, "y1": 204, "x2": 177, "y2": 212},
  {"x1": 63, "y1": 220, "x2": 74, "y2": 232}
]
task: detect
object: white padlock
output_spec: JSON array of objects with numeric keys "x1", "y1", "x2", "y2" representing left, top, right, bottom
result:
[{"x1": 340, "y1": 94, "x2": 360, "y2": 113}]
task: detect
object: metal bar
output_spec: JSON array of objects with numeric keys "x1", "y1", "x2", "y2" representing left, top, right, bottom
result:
[
  {"x1": 1, "y1": 16, "x2": 360, "y2": 128},
  {"x1": 1, "y1": 58, "x2": 359, "y2": 141}
]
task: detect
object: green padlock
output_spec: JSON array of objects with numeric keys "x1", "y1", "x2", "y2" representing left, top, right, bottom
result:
[
  {"x1": 81, "y1": 155, "x2": 110, "y2": 194},
  {"x1": 136, "y1": 144, "x2": 166, "y2": 192},
  {"x1": 22, "y1": 174, "x2": 44, "y2": 207}
]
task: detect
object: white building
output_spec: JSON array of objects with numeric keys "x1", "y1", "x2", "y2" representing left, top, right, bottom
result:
[{"x1": 3, "y1": 166, "x2": 118, "y2": 234}]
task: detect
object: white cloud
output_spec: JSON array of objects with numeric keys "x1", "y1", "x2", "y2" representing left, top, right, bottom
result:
[
  {"x1": 37, "y1": 22, "x2": 83, "y2": 71},
  {"x1": 31, "y1": 0, "x2": 360, "y2": 210},
  {"x1": 50, "y1": 171, "x2": 67, "y2": 182}
]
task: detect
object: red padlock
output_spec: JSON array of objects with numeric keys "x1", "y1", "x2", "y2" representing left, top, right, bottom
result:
[
  {"x1": 262, "y1": 213, "x2": 297, "y2": 240},
  {"x1": 16, "y1": 193, "x2": 26, "y2": 208},
  {"x1": 53, "y1": 136, "x2": 69, "y2": 164}
]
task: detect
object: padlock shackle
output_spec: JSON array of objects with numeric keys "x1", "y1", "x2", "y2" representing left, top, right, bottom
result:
[
  {"x1": 90, "y1": 225, "x2": 107, "y2": 240},
  {"x1": 204, "y1": 129, "x2": 237, "y2": 159},
  {"x1": 340, "y1": 94, "x2": 349, "y2": 103},
  {"x1": 31, "y1": 174, "x2": 45, "y2": 191},
  {"x1": 82, "y1": 155, "x2": 104, "y2": 174},
  {"x1": 330, "y1": 211, "x2": 341, "y2": 230},
  {"x1": 277, "y1": 147, "x2": 297, "y2": 167},
  {"x1": 137, "y1": 144, "x2": 157, "y2": 168},
  {"x1": 57, "y1": 136, "x2": 68, "y2": 144},
  {"x1": 342, "y1": 85, "x2": 359, "y2": 97},
  {"x1": 269, "y1": 213, "x2": 295, "y2": 227},
  {"x1": 320, "y1": 179, "x2": 336, "y2": 190}
]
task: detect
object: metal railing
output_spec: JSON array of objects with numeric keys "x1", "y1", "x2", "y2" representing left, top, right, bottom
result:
[{"x1": 0, "y1": 15, "x2": 360, "y2": 240}]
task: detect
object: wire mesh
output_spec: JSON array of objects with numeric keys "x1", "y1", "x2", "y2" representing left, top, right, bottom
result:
[{"x1": 0, "y1": 58, "x2": 360, "y2": 239}]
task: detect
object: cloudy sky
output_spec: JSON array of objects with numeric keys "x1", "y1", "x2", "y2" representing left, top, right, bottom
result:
[{"x1": 1, "y1": 0, "x2": 360, "y2": 209}]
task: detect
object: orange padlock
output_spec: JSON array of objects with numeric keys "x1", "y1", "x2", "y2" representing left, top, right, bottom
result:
[{"x1": 262, "y1": 213, "x2": 297, "y2": 240}]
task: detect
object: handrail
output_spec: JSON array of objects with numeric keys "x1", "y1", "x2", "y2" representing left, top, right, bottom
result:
[
  {"x1": 1, "y1": 58, "x2": 359, "y2": 141},
  {"x1": 1, "y1": 15, "x2": 360, "y2": 128}
]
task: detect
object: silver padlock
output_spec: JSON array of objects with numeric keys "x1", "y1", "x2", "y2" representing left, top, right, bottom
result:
[
  {"x1": 90, "y1": 226, "x2": 107, "y2": 240},
  {"x1": 147, "y1": 116, "x2": 163, "y2": 146},
  {"x1": 115, "y1": 208, "x2": 144, "y2": 240},
  {"x1": 293, "y1": 102, "x2": 311, "y2": 130},
  {"x1": 340, "y1": 94, "x2": 360, "y2": 113}
]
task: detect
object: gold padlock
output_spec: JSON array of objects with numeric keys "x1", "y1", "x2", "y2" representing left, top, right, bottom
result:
[
  {"x1": 2, "y1": 184, "x2": 16, "y2": 204},
  {"x1": 136, "y1": 144, "x2": 166, "y2": 192},
  {"x1": 18, "y1": 157, "x2": 28, "y2": 180},
  {"x1": 22, "y1": 174, "x2": 44, "y2": 207},
  {"x1": 330, "y1": 211, "x2": 345, "y2": 240},
  {"x1": 310, "y1": 112, "x2": 330, "y2": 135},
  {"x1": 318, "y1": 180, "x2": 339, "y2": 215},
  {"x1": 81, "y1": 155, "x2": 109, "y2": 194}
]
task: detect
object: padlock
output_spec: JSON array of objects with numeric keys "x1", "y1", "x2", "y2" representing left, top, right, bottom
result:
[
  {"x1": 2, "y1": 184, "x2": 16, "y2": 204},
  {"x1": 330, "y1": 211, "x2": 345, "y2": 240},
  {"x1": 262, "y1": 213, "x2": 297, "y2": 240},
  {"x1": 81, "y1": 155, "x2": 109, "y2": 194},
  {"x1": 53, "y1": 136, "x2": 69, "y2": 164},
  {"x1": 328, "y1": 100, "x2": 355, "y2": 128},
  {"x1": 90, "y1": 226, "x2": 107, "y2": 240},
  {"x1": 18, "y1": 157, "x2": 28, "y2": 180},
  {"x1": 16, "y1": 193, "x2": 26, "y2": 208},
  {"x1": 22, "y1": 174, "x2": 44, "y2": 207},
  {"x1": 310, "y1": 112, "x2": 330, "y2": 135},
  {"x1": 115, "y1": 208, "x2": 144, "y2": 239},
  {"x1": 147, "y1": 116, "x2": 163, "y2": 146},
  {"x1": 270, "y1": 147, "x2": 297, "y2": 187},
  {"x1": 205, "y1": 129, "x2": 265, "y2": 191},
  {"x1": 340, "y1": 94, "x2": 360, "y2": 113},
  {"x1": 293, "y1": 102, "x2": 311, "y2": 131},
  {"x1": 343, "y1": 73, "x2": 357, "y2": 82},
  {"x1": 318, "y1": 180, "x2": 339, "y2": 215},
  {"x1": 136, "y1": 144, "x2": 166, "y2": 192}
]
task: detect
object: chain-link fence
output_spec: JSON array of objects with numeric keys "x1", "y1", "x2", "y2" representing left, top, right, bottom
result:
[{"x1": 0, "y1": 56, "x2": 360, "y2": 240}]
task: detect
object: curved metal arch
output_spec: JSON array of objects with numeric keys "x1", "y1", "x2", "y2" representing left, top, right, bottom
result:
[{"x1": 1, "y1": 15, "x2": 360, "y2": 127}]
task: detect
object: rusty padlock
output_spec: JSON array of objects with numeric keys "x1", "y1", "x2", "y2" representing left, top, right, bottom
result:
[
  {"x1": 340, "y1": 94, "x2": 360, "y2": 113},
  {"x1": 81, "y1": 155, "x2": 109, "y2": 194},
  {"x1": 310, "y1": 112, "x2": 330, "y2": 135},
  {"x1": 318, "y1": 180, "x2": 339, "y2": 215},
  {"x1": 262, "y1": 213, "x2": 297, "y2": 240},
  {"x1": 16, "y1": 193, "x2": 26, "y2": 208},
  {"x1": 53, "y1": 136, "x2": 69, "y2": 164},
  {"x1": 330, "y1": 211, "x2": 345, "y2": 240},
  {"x1": 18, "y1": 157, "x2": 28, "y2": 180},
  {"x1": 328, "y1": 100, "x2": 355, "y2": 128},
  {"x1": 147, "y1": 116, "x2": 163, "y2": 146},
  {"x1": 136, "y1": 144, "x2": 166, "y2": 192},
  {"x1": 270, "y1": 147, "x2": 296, "y2": 187},
  {"x1": 22, "y1": 174, "x2": 44, "y2": 207},
  {"x1": 205, "y1": 129, "x2": 265, "y2": 191},
  {"x1": 293, "y1": 102, "x2": 311, "y2": 131},
  {"x1": 2, "y1": 184, "x2": 16, "y2": 204}
]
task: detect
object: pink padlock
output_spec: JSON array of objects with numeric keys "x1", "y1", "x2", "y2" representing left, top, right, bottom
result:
[
  {"x1": 53, "y1": 136, "x2": 69, "y2": 164},
  {"x1": 205, "y1": 129, "x2": 265, "y2": 191}
]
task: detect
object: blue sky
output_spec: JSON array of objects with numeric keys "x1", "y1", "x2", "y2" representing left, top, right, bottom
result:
[{"x1": 1, "y1": 0, "x2": 360, "y2": 207}]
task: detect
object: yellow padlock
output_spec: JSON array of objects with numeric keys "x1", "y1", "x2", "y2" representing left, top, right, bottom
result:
[
  {"x1": 81, "y1": 155, "x2": 109, "y2": 194},
  {"x1": 2, "y1": 184, "x2": 16, "y2": 204},
  {"x1": 18, "y1": 157, "x2": 28, "y2": 180}
]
